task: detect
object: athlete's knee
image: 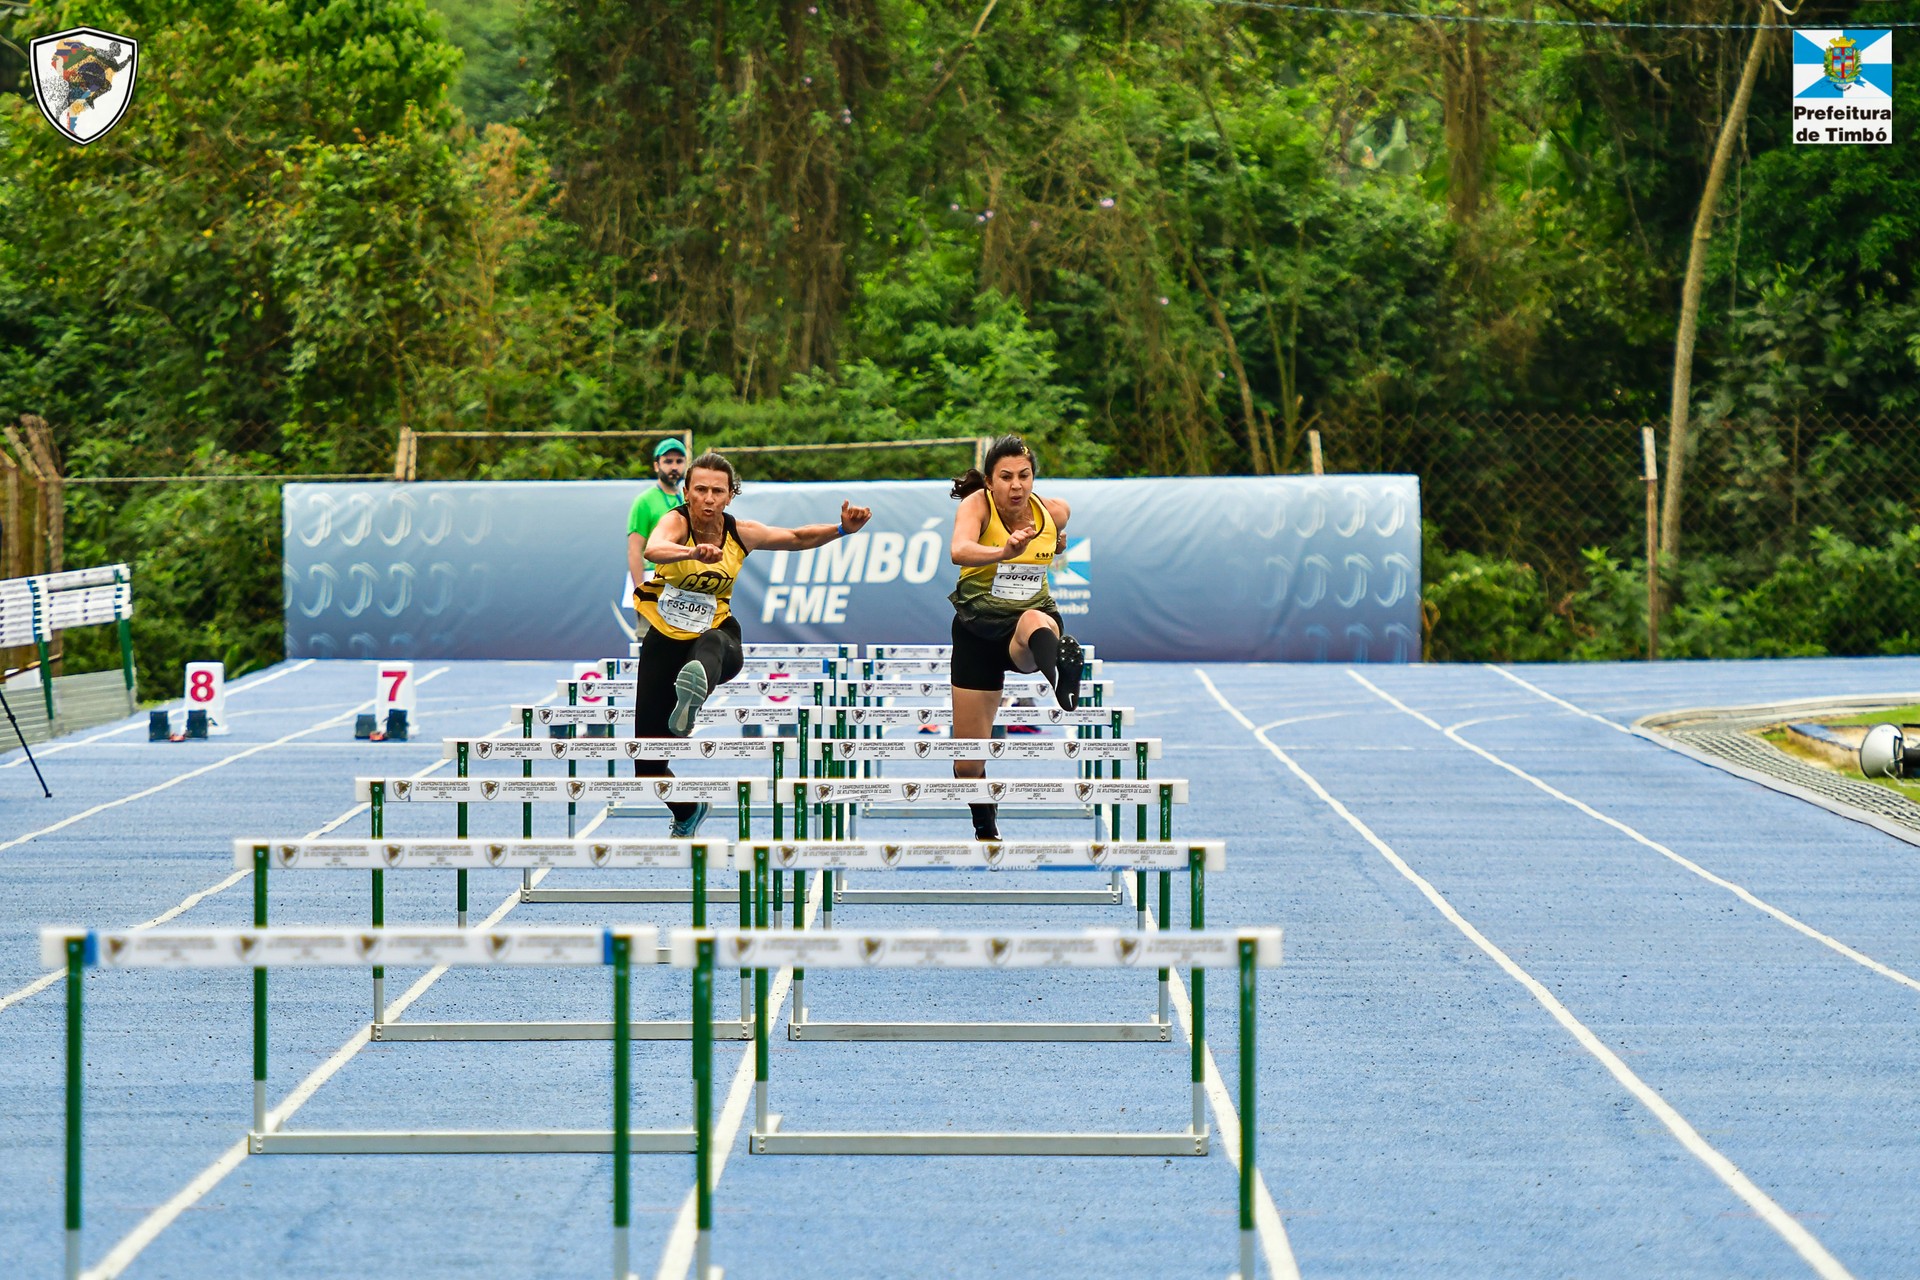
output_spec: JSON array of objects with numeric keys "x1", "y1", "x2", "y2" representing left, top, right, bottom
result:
[{"x1": 953, "y1": 760, "x2": 986, "y2": 780}]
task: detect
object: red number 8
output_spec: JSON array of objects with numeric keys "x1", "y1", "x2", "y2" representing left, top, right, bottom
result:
[{"x1": 189, "y1": 671, "x2": 215, "y2": 702}]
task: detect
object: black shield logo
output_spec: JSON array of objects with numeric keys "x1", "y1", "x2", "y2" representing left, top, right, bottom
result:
[
  {"x1": 914, "y1": 742, "x2": 931, "y2": 758},
  {"x1": 539, "y1": 709, "x2": 556, "y2": 724},
  {"x1": 550, "y1": 742, "x2": 568, "y2": 759},
  {"x1": 1075, "y1": 782, "x2": 1094, "y2": 802},
  {"x1": 1063, "y1": 742, "x2": 1080, "y2": 759},
  {"x1": 1048, "y1": 708, "x2": 1064, "y2": 723},
  {"x1": 988, "y1": 742, "x2": 1005, "y2": 758},
  {"x1": 700, "y1": 741, "x2": 718, "y2": 758},
  {"x1": 624, "y1": 741, "x2": 645, "y2": 759},
  {"x1": 30, "y1": 28, "x2": 139, "y2": 145},
  {"x1": 476, "y1": 741, "x2": 495, "y2": 759}
]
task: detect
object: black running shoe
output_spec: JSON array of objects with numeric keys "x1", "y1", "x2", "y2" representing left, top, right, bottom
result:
[
  {"x1": 969, "y1": 802, "x2": 1001, "y2": 842},
  {"x1": 1052, "y1": 634, "x2": 1083, "y2": 710}
]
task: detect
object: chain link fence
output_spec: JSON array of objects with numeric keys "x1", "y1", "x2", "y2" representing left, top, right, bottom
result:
[
  {"x1": 25, "y1": 414, "x2": 1920, "y2": 688},
  {"x1": 1334, "y1": 413, "x2": 1920, "y2": 662}
]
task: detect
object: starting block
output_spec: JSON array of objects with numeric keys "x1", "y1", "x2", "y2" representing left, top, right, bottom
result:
[{"x1": 353, "y1": 710, "x2": 411, "y2": 742}]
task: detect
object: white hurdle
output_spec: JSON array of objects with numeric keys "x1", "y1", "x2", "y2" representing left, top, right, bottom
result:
[
  {"x1": 669, "y1": 925, "x2": 1280, "y2": 1280},
  {"x1": 235, "y1": 837, "x2": 756, "y2": 1040},
  {"x1": 46, "y1": 924, "x2": 667, "y2": 1280},
  {"x1": 747, "y1": 838, "x2": 1224, "y2": 1041}
]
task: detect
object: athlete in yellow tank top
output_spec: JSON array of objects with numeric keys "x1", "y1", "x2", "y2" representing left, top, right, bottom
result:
[
  {"x1": 944, "y1": 434, "x2": 1084, "y2": 841},
  {"x1": 632, "y1": 452, "x2": 872, "y2": 838}
]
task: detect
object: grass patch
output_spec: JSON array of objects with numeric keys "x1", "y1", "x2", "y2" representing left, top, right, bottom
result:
[{"x1": 1817, "y1": 703, "x2": 1920, "y2": 728}]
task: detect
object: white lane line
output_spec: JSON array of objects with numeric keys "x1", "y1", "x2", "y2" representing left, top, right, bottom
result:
[
  {"x1": 653, "y1": 881, "x2": 821, "y2": 1280},
  {"x1": 1350, "y1": 670, "x2": 1920, "y2": 999},
  {"x1": 79, "y1": 841, "x2": 575, "y2": 1280},
  {"x1": 0, "y1": 665, "x2": 449, "y2": 859},
  {"x1": 1120, "y1": 876, "x2": 1301, "y2": 1280},
  {"x1": 1484, "y1": 665, "x2": 1635, "y2": 735},
  {"x1": 0, "y1": 659, "x2": 320, "y2": 769},
  {"x1": 1196, "y1": 667, "x2": 1855, "y2": 1280}
]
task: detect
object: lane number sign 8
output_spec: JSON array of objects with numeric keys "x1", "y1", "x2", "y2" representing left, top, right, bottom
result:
[{"x1": 184, "y1": 661, "x2": 229, "y2": 735}]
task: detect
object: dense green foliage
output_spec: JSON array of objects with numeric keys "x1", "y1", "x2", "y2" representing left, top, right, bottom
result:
[{"x1": 1, "y1": 0, "x2": 1918, "y2": 676}]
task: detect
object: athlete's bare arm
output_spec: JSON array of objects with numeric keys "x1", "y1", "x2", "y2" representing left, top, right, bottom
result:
[{"x1": 737, "y1": 502, "x2": 872, "y2": 552}]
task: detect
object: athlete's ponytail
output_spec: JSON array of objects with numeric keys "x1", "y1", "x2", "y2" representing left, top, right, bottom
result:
[{"x1": 950, "y1": 435, "x2": 1037, "y2": 499}]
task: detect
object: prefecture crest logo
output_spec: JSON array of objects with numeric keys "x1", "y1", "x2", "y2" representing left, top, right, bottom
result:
[
  {"x1": 32, "y1": 27, "x2": 138, "y2": 144},
  {"x1": 1825, "y1": 33, "x2": 1863, "y2": 90}
]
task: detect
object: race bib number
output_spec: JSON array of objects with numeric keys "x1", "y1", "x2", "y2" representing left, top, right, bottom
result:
[
  {"x1": 991, "y1": 562, "x2": 1047, "y2": 601},
  {"x1": 657, "y1": 583, "x2": 718, "y2": 632}
]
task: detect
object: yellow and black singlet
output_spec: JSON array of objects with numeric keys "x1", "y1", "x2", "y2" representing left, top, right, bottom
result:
[
  {"x1": 950, "y1": 494, "x2": 1059, "y2": 625},
  {"x1": 634, "y1": 511, "x2": 747, "y2": 640}
]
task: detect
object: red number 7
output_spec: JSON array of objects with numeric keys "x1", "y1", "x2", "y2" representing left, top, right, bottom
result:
[{"x1": 382, "y1": 670, "x2": 407, "y2": 702}]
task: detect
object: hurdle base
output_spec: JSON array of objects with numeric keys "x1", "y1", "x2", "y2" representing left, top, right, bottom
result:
[
  {"x1": 749, "y1": 1119, "x2": 1206, "y2": 1156},
  {"x1": 250, "y1": 1128, "x2": 697, "y2": 1154},
  {"x1": 372, "y1": 1018, "x2": 752, "y2": 1042},
  {"x1": 521, "y1": 886, "x2": 741, "y2": 905},
  {"x1": 831, "y1": 887, "x2": 1124, "y2": 906},
  {"x1": 788, "y1": 1018, "x2": 1169, "y2": 1042}
]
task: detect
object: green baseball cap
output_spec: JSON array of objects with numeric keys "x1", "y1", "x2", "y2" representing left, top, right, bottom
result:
[{"x1": 653, "y1": 437, "x2": 688, "y2": 459}]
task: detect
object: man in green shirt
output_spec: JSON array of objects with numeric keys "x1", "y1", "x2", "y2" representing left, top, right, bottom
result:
[{"x1": 624, "y1": 438, "x2": 688, "y2": 628}]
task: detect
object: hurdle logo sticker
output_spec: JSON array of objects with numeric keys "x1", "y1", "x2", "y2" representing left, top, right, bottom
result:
[
  {"x1": 356, "y1": 934, "x2": 380, "y2": 959},
  {"x1": 987, "y1": 782, "x2": 1007, "y2": 800},
  {"x1": 1794, "y1": 29, "x2": 1892, "y2": 144},
  {"x1": 987, "y1": 938, "x2": 1013, "y2": 966},
  {"x1": 859, "y1": 937, "x2": 886, "y2": 964},
  {"x1": 549, "y1": 742, "x2": 568, "y2": 759},
  {"x1": 485, "y1": 843, "x2": 509, "y2": 866},
  {"x1": 987, "y1": 742, "x2": 1006, "y2": 759},
  {"x1": 480, "y1": 781, "x2": 500, "y2": 800},
  {"x1": 1062, "y1": 741, "x2": 1080, "y2": 759},
  {"x1": 1086, "y1": 842, "x2": 1109, "y2": 866},
  {"x1": 486, "y1": 934, "x2": 513, "y2": 960},
  {"x1": 623, "y1": 741, "x2": 644, "y2": 760},
  {"x1": 1114, "y1": 936, "x2": 1143, "y2": 965},
  {"x1": 476, "y1": 742, "x2": 495, "y2": 759},
  {"x1": 914, "y1": 742, "x2": 932, "y2": 759},
  {"x1": 775, "y1": 844, "x2": 799, "y2": 867},
  {"x1": 654, "y1": 781, "x2": 674, "y2": 799},
  {"x1": 383, "y1": 844, "x2": 405, "y2": 867},
  {"x1": 1075, "y1": 782, "x2": 1094, "y2": 802},
  {"x1": 731, "y1": 937, "x2": 755, "y2": 962},
  {"x1": 391, "y1": 780, "x2": 412, "y2": 800},
  {"x1": 880, "y1": 843, "x2": 904, "y2": 867},
  {"x1": 700, "y1": 741, "x2": 719, "y2": 759},
  {"x1": 900, "y1": 782, "x2": 921, "y2": 802},
  {"x1": 277, "y1": 844, "x2": 302, "y2": 867},
  {"x1": 591, "y1": 843, "x2": 613, "y2": 867},
  {"x1": 982, "y1": 842, "x2": 1006, "y2": 868},
  {"x1": 235, "y1": 935, "x2": 259, "y2": 961},
  {"x1": 567, "y1": 781, "x2": 586, "y2": 800}
]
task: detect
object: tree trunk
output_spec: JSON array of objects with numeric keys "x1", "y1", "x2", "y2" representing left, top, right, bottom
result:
[{"x1": 1661, "y1": 4, "x2": 1774, "y2": 564}]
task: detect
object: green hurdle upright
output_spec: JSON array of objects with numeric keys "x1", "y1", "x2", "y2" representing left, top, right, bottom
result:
[
  {"x1": 671, "y1": 925, "x2": 1281, "y2": 1277},
  {"x1": 45, "y1": 924, "x2": 667, "y2": 1280}
]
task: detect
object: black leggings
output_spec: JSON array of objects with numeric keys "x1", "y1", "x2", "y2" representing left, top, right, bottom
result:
[{"x1": 631, "y1": 615, "x2": 744, "y2": 817}]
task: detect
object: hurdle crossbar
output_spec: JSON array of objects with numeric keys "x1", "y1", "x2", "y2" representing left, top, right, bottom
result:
[
  {"x1": 45, "y1": 924, "x2": 667, "y2": 1280},
  {"x1": 666, "y1": 924, "x2": 1278, "y2": 1279},
  {"x1": 235, "y1": 837, "x2": 757, "y2": 1040},
  {"x1": 753, "y1": 840, "x2": 1222, "y2": 1041},
  {"x1": 864, "y1": 643, "x2": 1097, "y2": 660}
]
